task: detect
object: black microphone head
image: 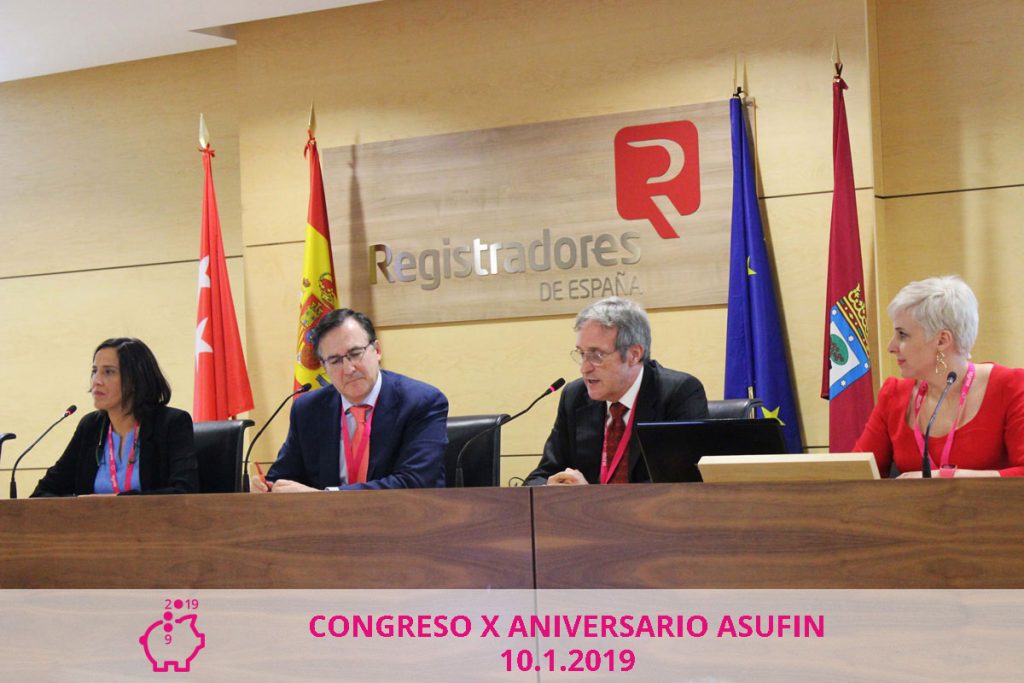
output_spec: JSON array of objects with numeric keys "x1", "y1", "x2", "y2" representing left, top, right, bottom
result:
[
  {"x1": 946, "y1": 372, "x2": 957, "y2": 385},
  {"x1": 300, "y1": 383, "x2": 313, "y2": 393},
  {"x1": 65, "y1": 405, "x2": 77, "y2": 416},
  {"x1": 549, "y1": 378, "x2": 566, "y2": 392}
]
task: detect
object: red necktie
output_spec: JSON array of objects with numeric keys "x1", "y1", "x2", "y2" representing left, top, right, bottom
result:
[
  {"x1": 606, "y1": 401, "x2": 630, "y2": 484},
  {"x1": 349, "y1": 405, "x2": 371, "y2": 484}
]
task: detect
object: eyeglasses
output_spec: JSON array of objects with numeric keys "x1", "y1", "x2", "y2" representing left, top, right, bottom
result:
[
  {"x1": 570, "y1": 348, "x2": 615, "y2": 366},
  {"x1": 322, "y1": 343, "x2": 375, "y2": 369}
]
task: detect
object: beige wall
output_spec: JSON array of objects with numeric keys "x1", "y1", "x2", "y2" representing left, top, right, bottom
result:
[
  {"x1": 3, "y1": 0, "x2": 897, "y2": 493},
  {"x1": 869, "y1": 0, "x2": 1024, "y2": 377}
]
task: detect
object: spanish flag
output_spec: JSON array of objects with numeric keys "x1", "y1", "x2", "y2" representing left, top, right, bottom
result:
[{"x1": 294, "y1": 117, "x2": 337, "y2": 390}]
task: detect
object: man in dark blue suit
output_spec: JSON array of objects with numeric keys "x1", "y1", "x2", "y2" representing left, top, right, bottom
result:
[{"x1": 252, "y1": 309, "x2": 448, "y2": 492}]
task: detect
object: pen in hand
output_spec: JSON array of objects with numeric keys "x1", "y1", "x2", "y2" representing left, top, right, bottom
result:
[{"x1": 253, "y1": 461, "x2": 272, "y2": 491}]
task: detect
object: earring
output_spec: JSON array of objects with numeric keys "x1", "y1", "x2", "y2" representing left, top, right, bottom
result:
[{"x1": 935, "y1": 351, "x2": 947, "y2": 375}]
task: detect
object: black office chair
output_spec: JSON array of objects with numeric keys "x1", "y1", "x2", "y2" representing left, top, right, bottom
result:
[
  {"x1": 444, "y1": 414, "x2": 508, "y2": 487},
  {"x1": 193, "y1": 419, "x2": 255, "y2": 493},
  {"x1": 0, "y1": 433, "x2": 15, "y2": 466},
  {"x1": 707, "y1": 398, "x2": 764, "y2": 420}
]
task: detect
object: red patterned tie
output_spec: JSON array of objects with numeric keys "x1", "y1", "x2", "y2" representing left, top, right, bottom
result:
[
  {"x1": 349, "y1": 405, "x2": 371, "y2": 484},
  {"x1": 606, "y1": 402, "x2": 630, "y2": 484}
]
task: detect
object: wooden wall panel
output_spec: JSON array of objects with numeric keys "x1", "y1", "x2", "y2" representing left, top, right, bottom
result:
[
  {"x1": 0, "y1": 48, "x2": 240, "y2": 278},
  {"x1": 872, "y1": 0, "x2": 1024, "y2": 196},
  {"x1": 500, "y1": 455, "x2": 540, "y2": 487},
  {"x1": 871, "y1": 0, "x2": 1024, "y2": 382},
  {"x1": 236, "y1": 0, "x2": 871, "y2": 250},
  {"x1": 874, "y1": 187, "x2": 1024, "y2": 376}
]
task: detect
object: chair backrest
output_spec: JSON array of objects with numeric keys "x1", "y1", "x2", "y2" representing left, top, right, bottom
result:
[
  {"x1": 444, "y1": 414, "x2": 508, "y2": 487},
  {"x1": 707, "y1": 398, "x2": 764, "y2": 420},
  {"x1": 193, "y1": 419, "x2": 255, "y2": 493}
]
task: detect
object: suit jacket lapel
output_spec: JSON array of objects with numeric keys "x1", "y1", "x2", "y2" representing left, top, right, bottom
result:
[
  {"x1": 575, "y1": 399, "x2": 606, "y2": 483},
  {"x1": 319, "y1": 389, "x2": 344, "y2": 487},
  {"x1": 135, "y1": 412, "x2": 155, "y2": 491},
  {"x1": 629, "y1": 363, "x2": 660, "y2": 477},
  {"x1": 366, "y1": 372, "x2": 398, "y2": 480}
]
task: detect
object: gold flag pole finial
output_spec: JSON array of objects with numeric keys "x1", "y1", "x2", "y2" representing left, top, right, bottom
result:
[
  {"x1": 308, "y1": 103, "x2": 317, "y2": 138},
  {"x1": 832, "y1": 36, "x2": 843, "y2": 79},
  {"x1": 199, "y1": 113, "x2": 210, "y2": 150}
]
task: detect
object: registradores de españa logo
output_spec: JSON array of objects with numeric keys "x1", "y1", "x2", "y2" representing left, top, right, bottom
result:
[
  {"x1": 614, "y1": 120, "x2": 701, "y2": 239},
  {"x1": 139, "y1": 599, "x2": 206, "y2": 672}
]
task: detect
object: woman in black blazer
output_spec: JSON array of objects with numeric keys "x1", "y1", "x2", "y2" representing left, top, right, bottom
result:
[{"x1": 31, "y1": 338, "x2": 198, "y2": 496}]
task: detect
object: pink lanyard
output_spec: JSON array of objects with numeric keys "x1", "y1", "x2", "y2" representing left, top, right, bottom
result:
[
  {"x1": 106, "y1": 424, "x2": 139, "y2": 494},
  {"x1": 599, "y1": 404, "x2": 637, "y2": 484},
  {"x1": 912, "y1": 362, "x2": 975, "y2": 470},
  {"x1": 340, "y1": 405, "x2": 374, "y2": 482}
]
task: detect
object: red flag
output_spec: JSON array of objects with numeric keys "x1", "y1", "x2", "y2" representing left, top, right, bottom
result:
[
  {"x1": 294, "y1": 128, "x2": 338, "y2": 390},
  {"x1": 821, "y1": 77, "x2": 874, "y2": 451},
  {"x1": 194, "y1": 143, "x2": 254, "y2": 421}
]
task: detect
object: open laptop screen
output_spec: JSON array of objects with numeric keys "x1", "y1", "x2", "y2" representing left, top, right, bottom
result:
[{"x1": 635, "y1": 419, "x2": 787, "y2": 483}]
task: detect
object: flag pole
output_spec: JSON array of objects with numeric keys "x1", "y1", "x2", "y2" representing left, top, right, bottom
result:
[
  {"x1": 199, "y1": 112, "x2": 210, "y2": 150},
  {"x1": 832, "y1": 36, "x2": 843, "y2": 79}
]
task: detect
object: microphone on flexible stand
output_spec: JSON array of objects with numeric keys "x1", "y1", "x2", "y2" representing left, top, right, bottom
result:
[
  {"x1": 9, "y1": 405, "x2": 77, "y2": 499},
  {"x1": 454, "y1": 378, "x2": 566, "y2": 487},
  {"x1": 241, "y1": 384, "x2": 312, "y2": 491},
  {"x1": 922, "y1": 371, "x2": 957, "y2": 478}
]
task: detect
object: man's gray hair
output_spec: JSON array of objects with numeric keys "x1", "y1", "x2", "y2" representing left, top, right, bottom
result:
[
  {"x1": 887, "y1": 275, "x2": 978, "y2": 355},
  {"x1": 575, "y1": 297, "x2": 651, "y2": 362}
]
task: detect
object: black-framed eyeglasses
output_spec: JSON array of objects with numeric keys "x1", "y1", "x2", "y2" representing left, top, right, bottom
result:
[
  {"x1": 570, "y1": 348, "x2": 613, "y2": 366},
  {"x1": 322, "y1": 343, "x2": 375, "y2": 370}
]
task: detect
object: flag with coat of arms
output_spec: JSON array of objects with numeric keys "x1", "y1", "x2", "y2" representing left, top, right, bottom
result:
[
  {"x1": 820, "y1": 75, "x2": 874, "y2": 452},
  {"x1": 294, "y1": 107, "x2": 338, "y2": 390}
]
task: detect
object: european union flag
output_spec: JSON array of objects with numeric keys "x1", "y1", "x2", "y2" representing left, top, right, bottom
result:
[{"x1": 724, "y1": 95, "x2": 803, "y2": 453}]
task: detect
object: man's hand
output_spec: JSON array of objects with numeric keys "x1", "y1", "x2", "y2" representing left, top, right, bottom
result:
[
  {"x1": 249, "y1": 474, "x2": 271, "y2": 493},
  {"x1": 547, "y1": 468, "x2": 588, "y2": 486},
  {"x1": 268, "y1": 479, "x2": 320, "y2": 493}
]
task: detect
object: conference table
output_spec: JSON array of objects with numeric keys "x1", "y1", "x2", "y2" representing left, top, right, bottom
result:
[{"x1": 2, "y1": 480, "x2": 1023, "y2": 589}]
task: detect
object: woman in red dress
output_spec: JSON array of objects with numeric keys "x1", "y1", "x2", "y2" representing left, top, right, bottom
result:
[{"x1": 855, "y1": 276, "x2": 1024, "y2": 477}]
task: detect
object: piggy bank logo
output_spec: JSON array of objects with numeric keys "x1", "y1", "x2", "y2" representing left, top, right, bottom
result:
[
  {"x1": 139, "y1": 608, "x2": 206, "y2": 672},
  {"x1": 614, "y1": 120, "x2": 701, "y2": 239}
]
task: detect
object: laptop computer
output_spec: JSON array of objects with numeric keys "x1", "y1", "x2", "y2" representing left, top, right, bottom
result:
[{"x1": 635, "y1": 419, "x2": 787, "y2": 483}]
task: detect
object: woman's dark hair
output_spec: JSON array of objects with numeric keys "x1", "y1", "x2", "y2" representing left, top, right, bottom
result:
[{"x1": 94, "y1": 338, "x2": 171, "y2": 418}]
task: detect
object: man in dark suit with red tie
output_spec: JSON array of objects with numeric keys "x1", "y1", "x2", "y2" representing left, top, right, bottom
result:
[
  {"x1": 525, "y1": 297, "x2": 708, "y2": 485},
  {"x1": 251, "y1": 308, "x2": 448, "y2": 492}
]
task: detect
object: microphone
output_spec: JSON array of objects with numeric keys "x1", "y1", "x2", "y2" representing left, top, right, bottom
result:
[
  {"x1": 0, "y1": 433, "x2": 16, "y2": 467},
  {"x1": 453, "y1": 378, "x2": 566, "y2": 487},
  {"x1": 241, "y1": 383, "x2": 312, "y2": 491},
  {"x1": 922, "y1": 371, "x2": 957, "y2": 478},
  {"x1": 9, "y1": 405, "x2": 77, "y2": 499}
]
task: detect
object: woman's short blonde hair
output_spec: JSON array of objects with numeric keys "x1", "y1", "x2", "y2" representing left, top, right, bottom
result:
[{"x1": 887, "y1": 275, "x2": 978, "y2": 355}]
